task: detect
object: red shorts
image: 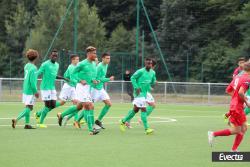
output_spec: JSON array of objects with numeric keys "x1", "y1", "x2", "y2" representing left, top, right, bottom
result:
[{"x1": 229, "y1": 110, "x2": 247, "y2": 126}]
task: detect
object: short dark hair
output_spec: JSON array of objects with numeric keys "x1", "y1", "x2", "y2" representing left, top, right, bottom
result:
[
  {"x1": 145, "y1": 58, "x2": 152, "y2": 62},
  {"x1": 70, "y1": 54, "x2": 79, "y2": 59},
  {"x1": 102, "y1": 53, "x2": 110, "y2": 58},
  {"x1": 238, "y1": 57, "x2": 246, "y2": 62},
  {"x1": 51, "y1": 49, "x2": 58, "y2": 53},
  {"x1": 26, "y1": 49, "x2": 39, "y2": 61}
]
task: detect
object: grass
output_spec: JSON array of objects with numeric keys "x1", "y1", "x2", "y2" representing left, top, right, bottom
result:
[{"x1": 0, "y1": 102, "x2": 249, "y2": 167}]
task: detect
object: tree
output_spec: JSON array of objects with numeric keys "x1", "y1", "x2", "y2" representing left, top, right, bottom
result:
[{"x1": 25, "y1": 0, "x2": 106, "y2": 59}]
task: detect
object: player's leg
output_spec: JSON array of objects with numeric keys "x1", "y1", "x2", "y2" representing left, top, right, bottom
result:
[
  {"x1": 84, "y1": 102, "x2": 98, "y2": 135},
  {"x1": 95, "y1": 94, "x2": 112, "y2": 129},
  {"x1": 120, "y1": 105, "x2": 139, "y2": 132},
  {"x1": 231, "y1": 114, "x2": 247, "y2": 151},
  {"x1": 38, "y1": 100, "x2": 52, "y2": 127},
  {"x1": 57, "y1": 102, "x2": 82, "y2": 126}
]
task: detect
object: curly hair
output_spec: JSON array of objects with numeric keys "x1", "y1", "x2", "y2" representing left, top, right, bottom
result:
[{"x1": 26, "y1": 49, "x2": 39, "y2": 61}]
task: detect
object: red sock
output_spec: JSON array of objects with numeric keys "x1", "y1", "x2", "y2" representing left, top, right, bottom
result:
[
  {"x1": 213, "y1": 129, "x2": 231, "y2": 137},
  {"x1": 232, "y1": 134, "x2": 244, "y2": 151}
]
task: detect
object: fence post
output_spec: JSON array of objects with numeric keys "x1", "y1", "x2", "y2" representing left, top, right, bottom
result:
[
  {"x1": 121, "y1": 81, "x2": 124, "y2": 103},
  {"x1": 164, "y1": 82, "x2": 167, "y2": 103},
  {"x1": 0, "y1": 79, "x2": 2, "y2": 101},
  {"x1": 208, "y1": 83, "x2": 211, "y2": 104}
]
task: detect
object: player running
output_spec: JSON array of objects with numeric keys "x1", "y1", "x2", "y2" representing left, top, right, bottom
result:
[
  {"x1": 120, "y1": 58, "x2": 156, "y2": 134},
  {"x1": 208, "y1": 61, "x2": 250, "y2": 152},
  {"x1": 35, "y1": 49, "x2": 68, "y2": 128},
  {"x1": 57, "y1": 46, "x2": 100, "y2": 135},
  {"x1": 125, "y1": 59, "x2": 157, "y2": 128},
  {"x1": 90, "y1": 52, "x2": 114, "y2": 129},
  {"x1": 12, "y1": 49, "x2": 39, "y2": 129}
]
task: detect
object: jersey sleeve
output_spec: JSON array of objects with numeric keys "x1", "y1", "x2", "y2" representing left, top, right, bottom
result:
[
  {"x1": 37, "y1": 63, "x2": 45, "y2": 76},
  {"x1": 29, "y1": 68, "x2": 38, "y2": 93},
  {"x1": 151, "y1": 71, "x2": 156, "y2": 85},
  {"x1": 96, "y1": 66, "x2": 110, "y2": 83},
  {"x1": 131, "y1": 69, "x2": 143, "y2": 89},
  {"x1": 71, "y1": 64, "x2": 82, "y2": 83}
]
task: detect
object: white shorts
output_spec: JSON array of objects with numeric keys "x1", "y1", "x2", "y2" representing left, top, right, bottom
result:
[
  {"x1": 91, "y1": 88, "x2": 110, "y2": 102},
  {"x1": 76, "y1": 83, "x2": 92, "y2": 102},
  {"x1": 22, "y1": 94, "x2": 35, "y2": 105},
  {"x1": 59, "y1": 83, "x2": 76, "y2": 101},
  {"x1": 133, "y1": 97, "x2": 147, "y2": 108},
  {"x1": 41, "y1": 90, "x2": 57, "y2": 101},
  {"x1": 146, "y1": 93, "x2": 155, "y2": 103}
]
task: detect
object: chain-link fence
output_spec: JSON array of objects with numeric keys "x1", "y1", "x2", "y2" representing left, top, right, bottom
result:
[{"x1": 0, "y1": 78, "x2": 230, "y2": 104}]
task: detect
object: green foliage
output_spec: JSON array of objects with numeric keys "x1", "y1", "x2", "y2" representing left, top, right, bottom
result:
[{"x1": 25, "y1": 0, "x2": 106, "y2": 59}]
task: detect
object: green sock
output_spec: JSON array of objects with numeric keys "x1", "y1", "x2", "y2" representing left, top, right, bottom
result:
[
  {"x1": 73, "y1": 112, "x2": 79, "y2": 122},
  {"x1": 24, "y1": 108, "x2": 31, "y2": 124},
  {"x1": 86, "y1": 110, "x2": 94, "y2": 132},
  {"x1": 16, "y1": 108, "x2": 28, "y2": 121},
  {"x1": 55, "y1": 101, "x2": 61, "y2": 108},
  {"x1": 141, "y1": 111, "x2": 149, "y2": 130},
  {"x1": 39, "y1": 107, "x2": 51, "y2": 124},
  {"x1": 36, "y1": 110, "x2": 42, "y2": 117},
  {"x1": 244, "y1": 107, "x2": 250, "y2": 115},
  {"x1": 77, "y1": 110, "x2": 85, "y2": 122},
  {"x1": 122, "y1": 109, "x2": 136, "y2": 123},
  {"x1": 146, "y1": 106, "x2": 154, "y2": 116},
  {"x1": 61, "y1": 106, "x2": 78, "y2": 118},
  {"x1": 66, "y1": 112, "x2": 76, "y2": 121},
  {"x1": 98, "y1": 105, "x2": 110, "y2": 121}
]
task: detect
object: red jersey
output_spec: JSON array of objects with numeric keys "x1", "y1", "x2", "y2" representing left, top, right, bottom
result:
[
  {"x1": 230, "y1": 73, "x2": 250, "y2": 112},
  {"x1": 233, "y1": 67, "x2": 242, "y2": 77}
]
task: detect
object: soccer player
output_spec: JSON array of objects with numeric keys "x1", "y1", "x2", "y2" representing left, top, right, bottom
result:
[
  {"x1": 12, "y1": 49, "x2": 39, "y2": 129},
  {"x1": 57, "y1": 46, "x2": 100, "y2": 135},
  {"x1": 232, "y1": 57, "x2": 246, "y2": 77},
  {"x1": 125, "y1": 59, "x2": 157, "y2": 128},
  {"x1": 90, "y1": 53, "x2": 114, "y2": 129},
  {"x1": 208, "y1": 61, "x2": 250, "y2": 151},
  {"x1": 58, "y1": 54, "x2": 80, "y2": 127},
  {"x1": 35, "y1": 49, "x2": 67, "y2": 128},
  {"x1": 120, "y1": 58, "x2": 156, "y2": 134}
]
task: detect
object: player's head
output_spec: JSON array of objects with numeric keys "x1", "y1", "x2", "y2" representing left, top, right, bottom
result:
[
  {"x1": 86, "y1": 46, "x2": 97, "y2": 61},
  {"x1": 125, "y1": 70, "x2": 130, "y2": 74},
  {"x1": 144, "y1": 58, "x2": 153, "y2": 70},
  {"x1": 70, "y1": 54, "x2": 79, "y2": 65},
  {"x1": 102, "y1": 53, "x2": 110, "y2": 64},
  {"x1": 26, "y1": 49, "x2": 39, "y2": 62},
  {"x1": 238, "y1": 57, "x2": 246, "y2": 69},
  {"x1": 50, "y1": 49, "x2": 58, "y2": 63},
  {"x1": 243, "y1": 61, "x2": 250, "y2": 72}
]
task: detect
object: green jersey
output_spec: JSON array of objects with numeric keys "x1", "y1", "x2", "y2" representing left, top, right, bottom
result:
[
  {"x1": 37, "y1": 60, "x2": 59, "y2": 90},
  {"x1": 64, "y1": 64, "x2": 77, "y2": 87},
  {"x1": 23, "y1": 63, "x2": 38, "y2": 95},
  {"x1": 131, "y1": 68, "x2": 156, "y2": 98},
  {"x1": 72, "y1": 59, "x2": 97, "y2": 86},
  {"x1": 94, "y1": 62, "x2": 110, "y2": 90}
]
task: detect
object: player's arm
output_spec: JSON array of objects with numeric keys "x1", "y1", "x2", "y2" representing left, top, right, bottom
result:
[
  {"x1": 56, "y1": 75, "x2": 69, "y2": 82},
  {"x1": 37, "y1": 63, "x2": 45, "y2": 76},
  {"x1": 239, "y1": 85, "x2": 250, "y2": 107},
  {"x1": 131, "y1": 70, "x2": 143, "y2": 95},
  {"x1": 71, "y1": 64, "x2": 82, "y2": 84},
  {"x1": 30, "y1": 69, "x2": 39, "y2": 98},
  {"x1": 96, "y1": 67, "x2": 113, "y2": 83},
  {"x1": 225, "y1": 84, "x2": 234, "y2": 96}
]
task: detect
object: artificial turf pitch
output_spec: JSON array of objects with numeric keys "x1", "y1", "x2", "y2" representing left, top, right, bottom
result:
[{"x1": 0, "y1": 102, "x2": 249, "y2": 167}]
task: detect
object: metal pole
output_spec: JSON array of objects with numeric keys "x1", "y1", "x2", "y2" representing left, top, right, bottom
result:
[
  {"x1": 208, "y1": 83, "x2": 211, "y2": 104},
  {"x1": 186, "y1": 52, "x2": 189, "y2": 82},
  {"x1": 73, "y1": 0, "x2": 78, "y2": 53},
  {"x1": 136, "y1": 0, "x2": 140, "y2": 69},
  {"x1": 141, "y1": 30, "x2": 145, "y2": 67},
  {"x1": 44, "y1": 0, "x2": 74, "y2": 60},
  {"x1": 140, "y1": 0, "x2": 176, "y2": 93}
]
